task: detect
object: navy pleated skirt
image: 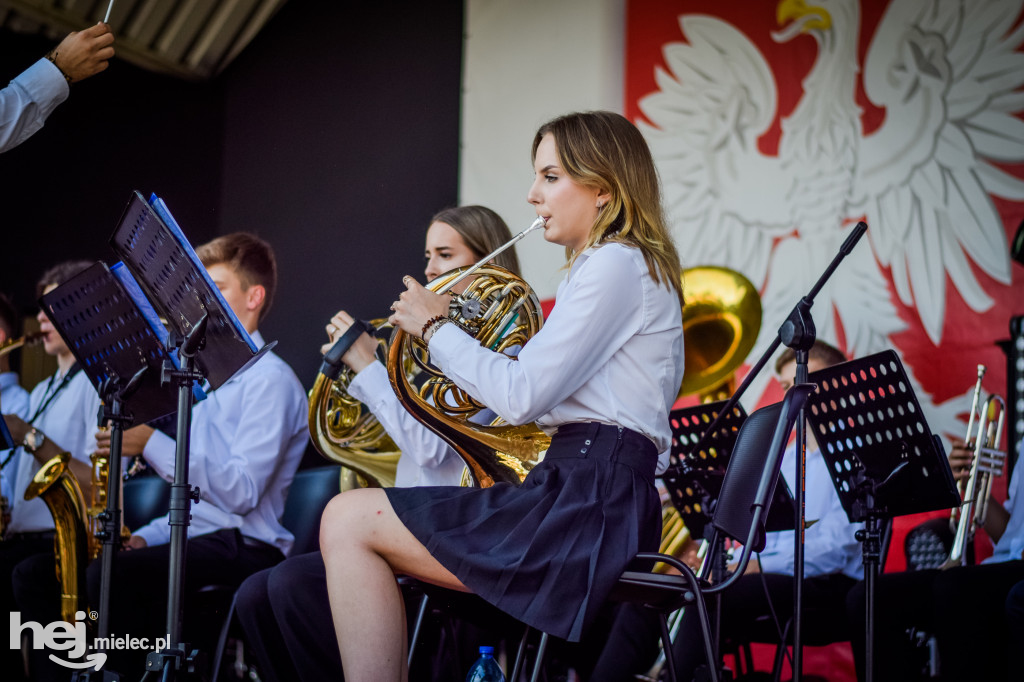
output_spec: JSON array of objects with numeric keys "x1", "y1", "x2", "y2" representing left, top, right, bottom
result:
[{"x1": 385, "y1": 421, "x2": 662, "y2": 642}]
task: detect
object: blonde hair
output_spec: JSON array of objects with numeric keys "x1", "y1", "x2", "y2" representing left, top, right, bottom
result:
[{"x1": 532, "y1": 111, "x2": 684, "y2": 305}]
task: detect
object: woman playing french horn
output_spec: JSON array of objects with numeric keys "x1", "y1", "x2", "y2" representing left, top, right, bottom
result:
[
  {"x1": 234, "y1": 204, "x2": 524, "y2": 682},
  {"x1": 320, "y1": 110, "x2": 686, "y2": 681}
]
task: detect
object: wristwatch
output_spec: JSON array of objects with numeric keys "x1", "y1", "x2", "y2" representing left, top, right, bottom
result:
[{"x1": 23, "y1": 428, "x2": 45, "y2": 454}]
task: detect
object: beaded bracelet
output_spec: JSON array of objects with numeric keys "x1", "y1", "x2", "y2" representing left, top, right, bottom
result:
[
  {"x1": 420, "y1": 315, "x2": 447, "y2": 339},
  {"x1": 45, "y1": 50, "x2": 72, "y2": 84},
  {"x1": 422, "y1": 317, "x2": 451, "y2": 343}
]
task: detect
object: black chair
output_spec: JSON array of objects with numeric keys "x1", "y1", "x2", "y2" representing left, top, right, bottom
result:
[
  {"x1": 406, "y1": 385, "x2": 815, "y2": 682},
  {"x1": 209, "y1": 464, "x2": 343, "y2": 681},
  {"x1": 122, "y1": 473, "x2": 172, "y2": 531}
]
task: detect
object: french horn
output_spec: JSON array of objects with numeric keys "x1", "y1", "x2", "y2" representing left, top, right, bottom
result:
[
  {"x1": 385, "y1": 217, "x2": 550, "y2": 487},
  {"x1": 308, "y1": 318, "x2": 403, "y2": 489},
  {"x1": 388, "y1": 262, "x2": 549, "y2": 487}
]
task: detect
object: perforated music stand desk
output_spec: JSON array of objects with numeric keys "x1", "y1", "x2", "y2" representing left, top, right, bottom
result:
[
  {"x1": 663, "y1": 400, "x2": 795, "y2": 542},
  {"x1": 107, "y1": 191, "x2": 270, "y2": 390},
  {"x1": 803, "y1": 350, "x2": 959, "y2": 523},
  {"x1": 803, "y1": 350, "x2": 959, "y2": 682},
  {"x1": 40, "y1": 261, "x2": 181, "y2": 425}
]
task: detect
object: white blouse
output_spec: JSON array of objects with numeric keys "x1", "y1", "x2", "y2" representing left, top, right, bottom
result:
[{"x1": 429, "y1": 241, "x2": 684, "y2": 473}]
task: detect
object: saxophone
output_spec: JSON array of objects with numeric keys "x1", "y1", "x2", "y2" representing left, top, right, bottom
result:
[{"x1": 24, "y1": 452, "x2": 91, "y2": 623}]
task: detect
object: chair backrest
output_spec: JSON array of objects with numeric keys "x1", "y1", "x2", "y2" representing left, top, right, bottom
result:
[
  {"x1": 122, "y1": 474, "x2": 172, "y2": 531},
  {"x1": 281, "y1": 465, "x2": 343, "y2": 555},
  {"x1": 712, "y1": 384, "x2": 816, "y2": 553}
]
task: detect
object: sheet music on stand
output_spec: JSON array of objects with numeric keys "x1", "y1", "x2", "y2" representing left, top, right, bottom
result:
[
  {"x1": 39, "y1": 262, "x2": 183, "y2": 425},
  {"x1": 108, "y1": 191, "x2": 269, "y2": 390},
  {"x1": 804, "y1": 350, "x2": 960, "y2": 522},
  {"x1": 663, "y1": 400, "x2": 795, "y2": 540}
]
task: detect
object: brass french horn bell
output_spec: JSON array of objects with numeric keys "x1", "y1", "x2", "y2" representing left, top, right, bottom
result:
[{"x1": 678, "y1": 266, "x2": 762, "y2": 401}]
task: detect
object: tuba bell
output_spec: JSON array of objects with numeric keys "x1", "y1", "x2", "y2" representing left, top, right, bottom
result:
[
  {"x1": 387, "y1": 262, "x2": 549, "y2": 487},
  {"x1": 677, "y1": 266, "x2": 762, "y2": 402}
]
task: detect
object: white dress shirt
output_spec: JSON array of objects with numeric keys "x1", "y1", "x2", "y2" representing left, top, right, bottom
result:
[
  {"x1": 0, "y1": 59, "x2": 69, "y2": 153},
  {"x1": 429, "y1": 241, "x2": 685, "y2": 473},
  {"x1": 5, "y1": 367, "x2": 100, "y2": 533},
  {"x1": 1, "y1": 371, "x2": 30, "y2": 420},
  {"x1": 756, "y1": 445, "x2": 864, "y2": 580},
  {"x1": 986, "y1": 437, "x2": 1023, "y2": 564},
  {"x1": 134, "y1": 332, "x2": 308, "y2": 555},
  {"x1": 347, "y1": 360, "x2": 467, "y2": 487}
]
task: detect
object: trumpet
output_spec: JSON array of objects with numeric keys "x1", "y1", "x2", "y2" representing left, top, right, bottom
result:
[
  {"x1": 943, "y1": 365, "x2": 1007, "y2": 568},
  {"x1": 0, "y1": 332, "x2": 44, "y2": 358}
]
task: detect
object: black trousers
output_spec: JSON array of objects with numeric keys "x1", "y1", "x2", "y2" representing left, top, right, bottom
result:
[
  {"x1": 235, "y1": 551, "x2": 342, "y2": 682},
  {"x1": 2, "y1": 535, "x2": 55, "y2": 682},
  {"x1": 590, "y1": 572, "x2": 856, "y2": 682},
  {"x1": 846, "y1": 559, "x2": 1024, "y2": 682},
  {"x1": 12, "y1": 528, "x2": 283, "y2": 680}
]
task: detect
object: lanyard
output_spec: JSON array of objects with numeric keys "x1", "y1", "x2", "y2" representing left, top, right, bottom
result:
[{"x1": 26, "y1": 363, "x2": 81, "y2": 426}]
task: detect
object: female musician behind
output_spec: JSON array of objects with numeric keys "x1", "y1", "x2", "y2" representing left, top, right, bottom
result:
[
  {"x1": 321, "y1": 110, "x2": 685, "y2": 680},
  {"x1": 235, "y1": 205, "x2": 521, "y2": 682}
]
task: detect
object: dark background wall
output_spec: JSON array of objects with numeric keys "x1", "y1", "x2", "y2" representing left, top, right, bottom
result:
[{"x1": 1, "y1": 0, "x2": 464, "y2": 387}]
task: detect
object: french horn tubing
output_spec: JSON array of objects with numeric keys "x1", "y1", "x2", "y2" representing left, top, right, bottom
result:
[{"x1": 387, "y1": 218, "x2": 550, "y2": 488}]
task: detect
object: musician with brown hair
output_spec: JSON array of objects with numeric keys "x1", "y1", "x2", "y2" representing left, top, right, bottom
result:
[
  {"x1": 235, "y1": 205, "x2": 522, "y2": 682},
  {"x1": 320, "y1": 110, "x2": 685, "y2": 681},
  {"x1": 846, "y1": 434, "x2": 1024, "y2": 681},
  {"x1": 1, "y1": 260, "x2": 102, "y2": 682},
  {"x1": 9, "y1": 233, "x2": 308, "y2": 678}
]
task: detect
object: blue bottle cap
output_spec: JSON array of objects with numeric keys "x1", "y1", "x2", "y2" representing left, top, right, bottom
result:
[{"x1": 479, "y1": 645, "x2": 495, "y2": 655}]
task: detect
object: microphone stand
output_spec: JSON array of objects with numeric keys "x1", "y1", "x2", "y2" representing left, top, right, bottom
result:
[
  {"x1": 143, "y1": 314, "x2": 209, "y2": 681},
  {"x1": 687, "y1": 221, "x2": 867, "y2": 680}
]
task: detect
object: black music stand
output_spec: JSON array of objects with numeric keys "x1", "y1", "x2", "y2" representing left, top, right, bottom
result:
[
  {"x1": 803, "y1": 350, "x2": 959, "y2": 682},
  {"x1": 40, "y1": 261, "x2": 182, "y2": 680},
  {"x1": 665, "y1": 400, "x2": 796, "y2": 543},
  {"x1": 105, "y1": 191, "x2": 269, "y2": 681}
]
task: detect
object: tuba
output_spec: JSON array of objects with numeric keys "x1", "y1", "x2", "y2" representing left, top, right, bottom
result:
[
  {"x1": 942, "y1": 365, "x2": 1007, "y2": 568},
  {"x1": 24, "y1": 452, "x2": 91, "y2": 623},
  {"x1": 677, "y1": 266, "x2": 762, "y2": 402}
]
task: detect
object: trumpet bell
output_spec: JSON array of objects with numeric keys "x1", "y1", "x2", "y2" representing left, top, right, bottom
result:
[{"x1": 678, "y1": 266, "x2": 762, "y2": 399}]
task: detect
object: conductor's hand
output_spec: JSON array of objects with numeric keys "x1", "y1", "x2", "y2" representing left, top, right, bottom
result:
[
  {"x1": 389, "y1": 276, "x2": 449, "y2": 339},
  {"x1": 321, "y1": 310, "x2": 377, "y2": 373},
  {"x1": 948, "y1": 438, "x2": 973, "y2": 482},
  {"x1": 95, "y1": 423, "x2": 154, "y2": 457},
  {"x1": 51, "y1": 23, "x2": 115, "y2": 82}
]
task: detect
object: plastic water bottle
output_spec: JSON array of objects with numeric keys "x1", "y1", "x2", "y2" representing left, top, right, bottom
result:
[{"x1": 466, "y1": 645, "x2": 505, "y2": 682}]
